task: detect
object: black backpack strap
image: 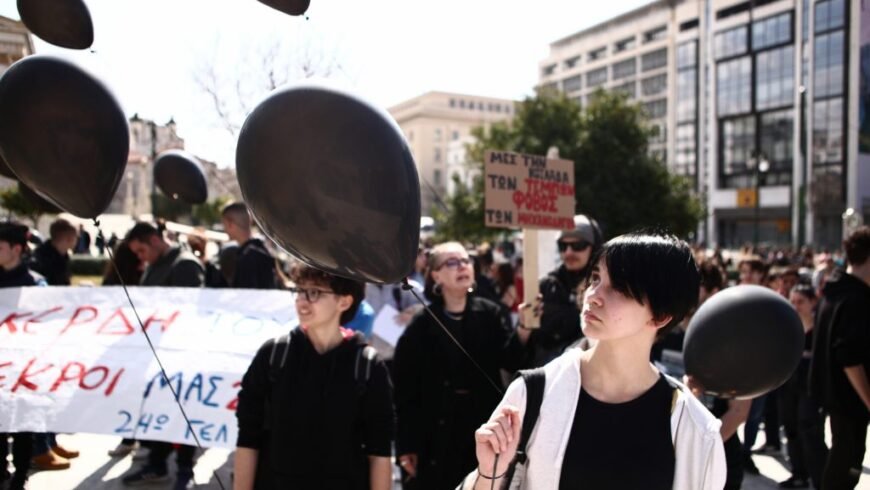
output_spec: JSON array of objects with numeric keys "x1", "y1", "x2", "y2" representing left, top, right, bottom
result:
[{"x1": 500, "y1": 368, "x2": 545, "y2": 485}]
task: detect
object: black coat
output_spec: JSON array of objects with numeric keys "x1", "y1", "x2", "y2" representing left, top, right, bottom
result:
[
  {"x1": 393, "y1": 295, "x2": 524, "y2": 490},
  {"x1": 0, "y1": 263, "x2": 46, "y2": 287},
  {"x1": 30, "y1": 241, "x2": 71, "y2": 286},
  {"x1": 233, "y1": 238, "x2": 279, "y2": 289},
  {"x1": 523, "y1": 265, "x2": 585, "y2": 368}
]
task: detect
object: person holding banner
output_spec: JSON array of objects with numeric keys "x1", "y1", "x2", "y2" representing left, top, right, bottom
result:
[
  {"x1": 461, "y1": 233, "x2": 726, "y2": 490},
  {"x1": 234, "y1": 264, "x2": 395, "y2": 490},
  {"x1": 0, "y1": 221, "x2": 45, "y2": 490},
  {"x1": 122, "y1": 222, "x2": 204, "y2": 488},
  {"x1": 519, "y1": 215, "x2": 602, "y2": 368},
  {"x1": 394, "y1": 241, "x2": 525, "y2": 490}
]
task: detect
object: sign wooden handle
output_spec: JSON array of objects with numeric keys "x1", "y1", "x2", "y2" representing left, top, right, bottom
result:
[{"x1": 522, "y1": 229, "x2": 540, "y2": 329}]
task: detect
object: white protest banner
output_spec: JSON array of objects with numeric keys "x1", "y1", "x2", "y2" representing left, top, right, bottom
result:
[{"x1": 0, "y1": 286, "x2": 297, "y2": 449}]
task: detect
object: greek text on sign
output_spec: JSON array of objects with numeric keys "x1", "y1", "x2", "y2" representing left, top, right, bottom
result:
[
  {"x1": 0, "y1": 286, "x2": 298, "y2": 449},
  {"x1": 484, "y1": 150, "x2": 576, "y2": 230}
]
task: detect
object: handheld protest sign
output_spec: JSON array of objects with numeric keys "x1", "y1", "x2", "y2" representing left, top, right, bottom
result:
[{"x1": 484, "y1": 149, "x2": 575, "y2": 328}]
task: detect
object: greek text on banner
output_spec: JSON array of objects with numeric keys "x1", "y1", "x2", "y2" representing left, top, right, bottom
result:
[{"x1": 0, "y1": 286, "x2": 297, "y2": 450}]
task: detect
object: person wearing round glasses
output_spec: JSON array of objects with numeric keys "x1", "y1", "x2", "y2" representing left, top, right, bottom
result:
[
  {"x1": 520, "y1": 214, "x2": 602, "y2": 368},
  {"x1": 234, "y1": 264, "x2": 395, "y2": 490},
  {"x1": 393, "y1": 242, "x2": 525, "y2": 490}
]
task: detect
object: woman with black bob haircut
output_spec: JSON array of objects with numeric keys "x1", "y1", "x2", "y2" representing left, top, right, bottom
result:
[{"x1": 460, "y1": 232, "x2": 726, "y2": 490}]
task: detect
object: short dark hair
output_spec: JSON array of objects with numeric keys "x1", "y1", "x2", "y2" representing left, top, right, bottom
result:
[
  {"x1": 738, "y1": 257, "x2": 768, "y2": 276},
  {"x1": 844, "y1": 226, "x2": 870, "y2": 266},
  {"x1": 49, "y1": 218, "x2": 77, "y2": 240},
  {"x1": 221, "y1": 202, "x2": 251, "y2": 230},
  {"x1": 790, "y1": 284, "x2": 817, "y2": 301},
  {"x1": 698, "y1": 259, "x2": 725, "y2": 293},
  {"x1": 290, "y1": 264, "x2": 364, "y2": 326},
  {"x1": 0, "y1": 221, "x2": 29, "y2": 248},
  {"x1": 125, "y1": 222, "x2": 161, "y2": 243},
  {"x1": 589, "y1": 232, "x2": 700, "y2": 332}
]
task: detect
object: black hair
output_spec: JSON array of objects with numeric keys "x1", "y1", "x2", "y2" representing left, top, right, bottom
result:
[
  {"x1": 790, "y1": 284, "x2": 817, "y2": 302},
  {"x1": 125, "y1": 222, "x2": 161, "y2": 243},
  {"x1": 49, "y1": 218, "x2": 77, "y2": 240},
  {"x1": 290, "y1": 263, "x2": 364, "y2": 326},
  {"x1": 844, "y1": 226, "x2": 870, "y2": 266},
  {"x1": 698, "y1": 259, "x2": 725, "y2": 294},
  {"x1": 102, "y1": 240, "x2": 143, "y2": 285},
  {"x1": 589, "y1": 232, "x2": 700, "y2": 332}
]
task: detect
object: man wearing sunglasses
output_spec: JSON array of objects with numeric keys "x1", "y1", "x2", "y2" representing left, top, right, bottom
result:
[{"x1": 520, "y1": 214, "x2": 602, "y2": 368}]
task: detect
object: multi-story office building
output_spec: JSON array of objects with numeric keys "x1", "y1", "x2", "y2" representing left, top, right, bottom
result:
[
  {"x1": 389, "y1": 91, "x2": 516, "y2": 214},
  {"x1": 539, "y1": 0, "x2": 868, "y2": 249}
]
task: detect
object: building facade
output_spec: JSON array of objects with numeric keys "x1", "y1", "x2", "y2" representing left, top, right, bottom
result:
[
  {"x1": 539, "y1": 0, "x2": 868, "y2": 250},
  {"x1": 0, "y1": 15, "x2": 35, "y2": 193},
  {"x1": 389, "y1": 91, "x2": 516, "y2": 214}
]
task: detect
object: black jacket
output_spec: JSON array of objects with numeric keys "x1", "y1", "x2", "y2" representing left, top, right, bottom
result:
[
  {"x1": 233, "y1": 238, "x2": 279, "y2": 289},
  {"x1": 236, "y1": 329, "x2": 394, "y2": 489},
  {"x1": 0, "y1": 263, "x2": 46, "y2": 287},
  {"x1": 30, "y1": 241, "x2": 71, "y2": 286},
  {"x1": 809, "y1": 271, "x2": 870, "y2": 418},
  {"x1": 523, "y1": 265, "x2": 585, "y2": 368},
  {"x1": 393, "y1": 296, "x2": 524, "y2": 490},
  {"x1": 140, "y1": 246, "x2": 204, "y2": 287}
]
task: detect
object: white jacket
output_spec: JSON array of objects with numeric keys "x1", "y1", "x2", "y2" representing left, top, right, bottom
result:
[{"x1": 460, "y1": 348, "x2": 727, "y2": 490}]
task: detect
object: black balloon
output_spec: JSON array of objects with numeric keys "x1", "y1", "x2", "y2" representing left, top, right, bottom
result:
[
  {"x1": 257, "y1": 0, "x2": 310, "y2": 16},
  {"x1": 153, "y1": 150, "x2": 208, "y2": 205},
  {"x1": 236, "y1": 82, "x2": 421, "y2": 284},
  {"x1": 18, "y1": 182, "x2": 62, "y2": 214},
  {"x1": 684, "y1": 285, "x2": 804, "y2": 399},
  {"x1": 17, "y1": 0, "x2": 94, "y2": 49},
  {"x1": 0, "y1": 55, "x2": 129, "y2": 219}
]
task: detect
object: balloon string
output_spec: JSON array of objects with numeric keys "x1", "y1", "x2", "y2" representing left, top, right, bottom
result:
[
  {"x1": 401, "y1": 279, "x2": 504, "y2": 395},
  {"x1": 95, "y1": 221, "x2": 227, "y2": 490}
]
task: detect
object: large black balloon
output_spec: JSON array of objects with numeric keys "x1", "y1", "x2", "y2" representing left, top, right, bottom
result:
[
  {"x1": 153, "y1": 150, "x2": 208, "y2": 205},
  {"x1": 236, "y1": 82, "x2": 421, "y2": 284},
  {"x1": 0, "y1": 56, "x2": 129, "y2": 219},
  {"x1": 684, "y1": 285, "x2": 804, "y2": 399},
  {"x1": 17, "y1": 0, "x2": 94, "y2": 49},
  {"x1": 257, "y1": 0, "x2": 310, "y2": 16},
  {"x1": 18, "y1": 182, "x2": 62, "y2": 214}
]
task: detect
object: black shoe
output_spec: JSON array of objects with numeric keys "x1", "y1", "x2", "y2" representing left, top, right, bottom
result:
[
  {"x1": 779, "y1": 477, "x2": 809, "y2": 488},
  {"x1": 122, "y1": 466, "x2": 170, "y2": 486},
  {"x1": 173, "y1": 468, "x2": 195, "y2": 490}
]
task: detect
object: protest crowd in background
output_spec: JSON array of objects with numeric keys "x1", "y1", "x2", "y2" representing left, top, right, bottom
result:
[{"x1": 1, "y1": 206, "x2": 869, "y2": 490}]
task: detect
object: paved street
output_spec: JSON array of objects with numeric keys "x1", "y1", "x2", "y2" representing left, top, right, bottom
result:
[{"x1": 15, "y1": 426, "x2": 870, "y2": 489}]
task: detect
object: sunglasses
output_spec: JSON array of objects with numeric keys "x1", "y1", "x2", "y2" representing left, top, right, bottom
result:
[
  {"x1": 435, "y1": 257, "x2": 472, "y2": 270},
  {"x1": 289, "y1": 286, "x2": 338, "y2": 303},
  {"x1": 557, "y1": 241, "x2": 591, "y2": 252}
]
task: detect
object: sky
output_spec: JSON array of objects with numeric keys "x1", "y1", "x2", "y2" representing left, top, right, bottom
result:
[{"x1": 1, "y1": 0, "x2": 650, "y2": 168}]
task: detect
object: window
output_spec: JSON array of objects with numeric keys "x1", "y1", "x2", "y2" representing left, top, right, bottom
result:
[
  {"x1": 641, "y1": 48, "x2": 667, "y2": 71},
  {"x1": 459, "y1": 100, "x2": 466, "y2": 108},
  {"x1": 677, "y1": 69, "x2": 697, "y2": 122},
  {"x1": 680, "y1": 19, "x2": 699, "y2": 31},
  {"x1": 815, "y1": 0, "x2": 845, "y2": 33},
  {"x1": 452, "y1": 130, "x2": 460, "y2": 141},
  {"x1": 644, "y1": 26, "x2": 667, "y2": 43},
  {"x1": 564, "y1": 56, "x2": 581, "y2": 69},
  {"x1": 615, "y1": 37, "x2": 636, "y2": 53},
  {"x1": 468, "y1": 101, "x2": 475, "y2": 110},
  {"x1": 759, "y1": 109, "x2": 794, "y2": 185},
  {"x1": 434, "y1": 148, "x2": 441, "y2": 163},
  {"x1": 720, "y1": 115, "x2": 756, "y2": 188},
  {"x1": 716, "y1": 56, "x2": 751, "y2": 116},
  {"x1": 714, "y1": 26, "x2": 748, "y2": 60},
  {"x1": 586, "y1": 67, "x2": 608, "y2": 87},
  {"x1": 613, "y1": 80, "x2": 636, "y2": 98},
  {"x1": 433, "y1": 169, "x2": 442, "y2": 186},
  {"x1": 756, "y1": 45, "x2": 794, "y2": 110},
  {"x1": 643, "y1": 99, "x2": 667, "y2": 119},
  {"x1": 540, "y1": 82, "x2": 559, "y2": 93},
  {"x1": 677, "y1": 41, "x2": 697, "y2": 69},
  {"x1": 563, "y1": 74, "x2": 583, "y2": 93},
  {"x1": 813, "y1": 97, "x2": 844, "y2": 165},
  {"x1": 434, "y1": 128, "x2": 442, "y2": 141},
  {"x1": 814, "y1": 31, "x2": 844, "y2": 98},
  {"x1": 752, "y1": 12, "x2": 792, "y2": 50},
  {"x1": 612, "y1": 58, "x2": 636, "y2": 79},
  {"x1": 641, "y1": 73, "x2": 667, "y2": 96},
  {"x1": 588, "y1": 46, "x2": 606, "y2": 61},
  {"x1": 542, "y1": 64, "x2": 557, "y2": 76},
  {"x1": 449, "y1": 99, "x2": 456, "y2": 108},
  {"x1": 674, "y1": 123, "x2": 697, "y2": 177}
]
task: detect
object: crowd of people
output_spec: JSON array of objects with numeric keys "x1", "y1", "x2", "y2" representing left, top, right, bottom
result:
[{"x1": 0, "y1": 206, "x2": 868, "y2": 490}]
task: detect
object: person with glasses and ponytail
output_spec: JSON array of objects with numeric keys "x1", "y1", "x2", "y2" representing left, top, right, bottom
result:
[
  {"x1": 393, "y1": 242, "x2": 526, "y2": 490},
  {"x1": 520, "y1": 215, "x2": 602, "y2": 368}
]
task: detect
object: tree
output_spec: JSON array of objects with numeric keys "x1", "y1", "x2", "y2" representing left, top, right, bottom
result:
[
  {"x1": 1, "y1": 186, "x2": 47, "y2": 226},
  {"x1": 465, "y1": 90, "x2": 703, "y2": 239},
  {"x1": 192, "y1": 196, "x2": 231, "y2": 227},
  {"x1": 432, "y1": 174, "x2": 501, "y2": 244}
]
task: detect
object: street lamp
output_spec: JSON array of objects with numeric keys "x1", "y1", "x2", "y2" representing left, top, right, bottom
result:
[{"x1": 747, "y1": 150, "x2": 770, "y2": 250}]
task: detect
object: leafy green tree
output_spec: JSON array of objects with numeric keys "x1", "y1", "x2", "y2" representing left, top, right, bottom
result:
[
  {"x1": 460, "y1": 90, "x2": 702, "y2": 239},
  {"x1": 0, "y1": 186, "x2": 46, "y2": 225},
  {"x1": 433, "y1": 174, "x2": 500, "y2": 244},
  {"x1": 192, "y1": 196, "x2": 231, "y2": 227}
]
